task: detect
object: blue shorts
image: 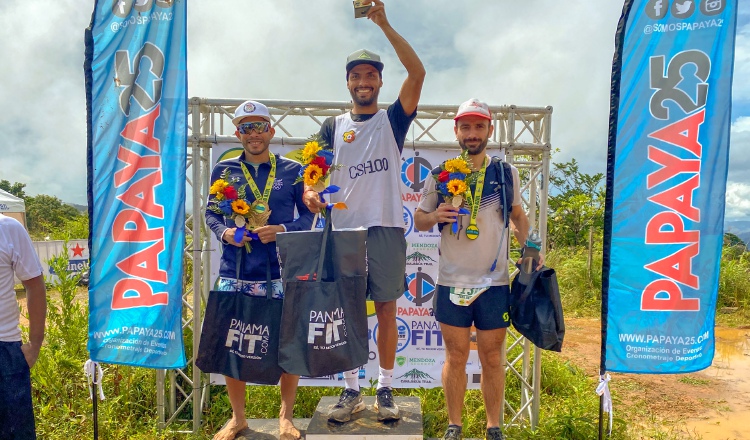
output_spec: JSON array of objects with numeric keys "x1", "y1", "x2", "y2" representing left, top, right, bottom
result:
[
  {"x1": 433, "y1": 285, "x2": 511, "y2": 330},
  {"x1": 0, "y1": 341, "x2": 36, "y2": 439}
]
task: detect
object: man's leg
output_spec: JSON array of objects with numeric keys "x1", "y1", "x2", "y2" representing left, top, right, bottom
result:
[
  {"x1": 374, "y1": 300, "x2": 397, "y2": 370},
  {"x1": 0, "y1": 342, "x2": 36, "y2": 439},
  {"x1": 476, "y1": 329, "x2": 507, "y2": 429},
  {"x1": 440, "y1": 323, "x2": 471, "y2": 427},
  {"x1": 279, "y1": 373, "x2": 301, "y2": 440},
  {"x1": 213, "y1": 376, "x2": 248, "y2": 440}
]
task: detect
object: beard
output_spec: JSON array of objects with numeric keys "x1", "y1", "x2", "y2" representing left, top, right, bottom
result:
[
  {"x1": 458, "y1": 137, "x2": 489, "y2": 156},
  {"x1": 349, "y1": 86, "x2": 380, "y2": 108}
]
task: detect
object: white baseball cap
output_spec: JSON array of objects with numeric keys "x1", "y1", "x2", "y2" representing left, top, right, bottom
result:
[
  {"x1": 232, "y1": 100, "x2": 271, "y2": 126},
  {"x1": 454, "y1": 98, "x2": 492, "y2": 121}
]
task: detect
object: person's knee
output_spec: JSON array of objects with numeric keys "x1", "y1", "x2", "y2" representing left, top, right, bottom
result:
[
  {"x1": 374, "y1": 300, "x2": 397, "y2": 321},
  {"x1": 478, "y1": 349, "x2": 503, "y2": 370},
  {"x1": 445, "y1": 345, "x2": 470, "y2": 365}
]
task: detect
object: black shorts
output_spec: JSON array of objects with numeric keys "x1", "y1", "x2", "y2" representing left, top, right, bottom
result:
[
  {"x1": 0, "y1": 341, "x2": 36, "y2": 439},
  {"x1": 366, "y1": 226, "x2": 407, "y2": 302},
  {"x1": 433, "y1": 284, "x2": 511, "y2": 330}
]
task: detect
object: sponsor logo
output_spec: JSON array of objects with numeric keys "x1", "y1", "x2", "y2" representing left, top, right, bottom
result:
[
  {"x1": 272, "y1": 178, "x2": 283, "y2": 191},
  {"x1": 396, "y1": 368, "x2": 435, "y2": 384},
  {"x1": 343, "y1": 130, "x2": 356, "y2": 143},
  {"x1": 700, "y1": 0, "x2": 724, "y2": 15},
  {"x1": 49, "y1": 259, "x2": 89, "y2": 275},
  {"x1": 308, "y1": 308, "x2": 348, "y2": 350},
  {"x1": 349, "y1": 158, "x2": 389, "y2": 179},
  {"x1": 112, "y1": 0, "x2": 173, "y2": 18},
  {"x1": 396, "y1": 355, "x2": 407, "y2": 367},
  {"x1": 336, "y1": 368, "x2": 366, "y2": 380},
  {"x1": 411, "y1": 320, "x2": 444, "y2": 348},
  {"x1": 408, "y1": 357, "x2": 436, "y2": 366},
  {"x1": 671, "y1": 0, "x2": 695, "y2": 19},
  {"x1": 646, "y1": 0, "x2": 669, "y2": 19},
  {"x1": 224, "y1": 319, "x2": 270, "y2": 360},
  {"x1": 401, "y1": 153, "x2": 433, "y2": 193},
  {"x1": 404, "y1": 267, "x2": 436, "y2": 306},
  {"x1": 398, "y1": 306, "x2": 434, "y2": 316},
  {"x1": 372, "y1": 317, "x2": 411, "y2": 353},
  {"x1": 406, "y1": 251, "x2": 436, "y2": 266},
  {"x1": 403, "y1": 206, "x2": 414, "y2": 237}
]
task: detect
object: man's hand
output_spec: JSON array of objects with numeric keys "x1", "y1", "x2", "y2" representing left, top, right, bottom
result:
[
  {"x1": 366, "y1": 0, "x2": 390, "y2": 28},
  {"x1": 302, "y1": 189, "x2": 327, "y2": 214},
  {"x1": 222, "y1": 227, "x2": 248, "y2": 247},
  {"x1": 433, "y1": 203, "x2": 460, "y2": 223},
  {"x1": 254, "y1": 225, "x2": 285, "y2": 244},
  {"x1": 21, "y1": 343, "x2": 40, "y2": 368}
]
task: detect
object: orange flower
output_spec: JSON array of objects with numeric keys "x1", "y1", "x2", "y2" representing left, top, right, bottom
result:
[
  {"x1": 231, "y1": 200, "x2": 250, "y2": 215},
  {"x1": 447, "y1": 179, "x2": 468, "y2": 196},
  {"x1": 303, "y1": 164, "x2": 323, "y2": 186}
]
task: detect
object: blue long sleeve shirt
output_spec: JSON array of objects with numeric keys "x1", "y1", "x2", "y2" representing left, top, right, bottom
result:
[{"x1": 205, "y1": 153, "x2": 314, "y2": 281}]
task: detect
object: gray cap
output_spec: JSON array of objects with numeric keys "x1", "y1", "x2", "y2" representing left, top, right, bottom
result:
[{"x1": 346, "y1": 49, "x2": 384, "y2": 74}]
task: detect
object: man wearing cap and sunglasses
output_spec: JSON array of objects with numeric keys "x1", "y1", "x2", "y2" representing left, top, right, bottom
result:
[
  {"x1": 414, "y1": 98, "x2": 542, "y2": 440},
  {"x1": 302, "y1": 0, "x2": 425, "y2": 425},
  {"x1": 205, "y1": 100, "x2": 314, "y2": 440}
]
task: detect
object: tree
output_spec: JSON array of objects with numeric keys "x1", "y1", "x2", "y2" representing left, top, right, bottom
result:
[
  {"x1": 0, "y1": 180, "x2": 26, "y2": 198},
  {"x1": 25, "y1": 194, "x2": 81, "y2": 239},
  {"x1": 547, "y1": 159, "x2": 604, "y2": 248}
]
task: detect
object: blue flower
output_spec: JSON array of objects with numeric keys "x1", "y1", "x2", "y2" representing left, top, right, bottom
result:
[
  {"x1": 319, "y1": 149, "x2": 334, "y2": 166},
  {"x1": 449, "y1": 172, "x2": 466, "y2": 181},
  {"x1": 218, "y1": 200, "x2": 233, "y2": 216},
  {"x1": 437, "y1": 182, "x2": 449, "y2": 196}
]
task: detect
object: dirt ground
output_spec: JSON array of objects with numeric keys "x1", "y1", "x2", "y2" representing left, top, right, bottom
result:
[{"x1": 557, "y1": 318, "x2": 750, "y2": 440}]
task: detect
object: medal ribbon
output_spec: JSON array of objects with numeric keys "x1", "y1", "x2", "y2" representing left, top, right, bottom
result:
[
  {"x1": 240, "y1": 153, "x2": 276, "y2": 204},
  {"x1": 464, "y1": 156, "x2": 488, "y2": 230}
]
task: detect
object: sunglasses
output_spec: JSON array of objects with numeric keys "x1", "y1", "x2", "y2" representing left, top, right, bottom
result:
[{"x1": 237, "y1": 121, "x2": 271, "y2": 134}]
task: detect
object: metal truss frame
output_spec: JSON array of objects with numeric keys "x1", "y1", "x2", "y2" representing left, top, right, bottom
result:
[{"x1": 158, "y1": 98, "x2": 551, "y2": 433}]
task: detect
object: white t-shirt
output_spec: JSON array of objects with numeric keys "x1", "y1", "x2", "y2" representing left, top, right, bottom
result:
[
  {"x1": 328, "y1": 110, "x2": 405, "y2": 229},
  {"x1": 0, "y1": 214, "x2": 43, "y2": 342},
  {"x1": 418, "y1": 158, "x2": 522, "y2": 288}
]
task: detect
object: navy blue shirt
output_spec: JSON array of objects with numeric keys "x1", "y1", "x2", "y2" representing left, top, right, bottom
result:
[{"x1": 205, "y1": 153, "x2": 314, "y2": 281}]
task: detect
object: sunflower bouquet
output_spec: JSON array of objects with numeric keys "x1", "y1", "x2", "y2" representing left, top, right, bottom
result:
[
  {"x1": 296, "y1": 134, "x2": 347, "y2": 211},
  {"x1": 208, "y1": 168, "x2": 265, "y2": 252},
  {"x1": 434, "y1": 152, "x2": 476, "y2": 207}
]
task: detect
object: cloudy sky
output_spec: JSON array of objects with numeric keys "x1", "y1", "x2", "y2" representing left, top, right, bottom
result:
[{"x1": 1, "y1": 1, "x2": 748, "y2": 219}]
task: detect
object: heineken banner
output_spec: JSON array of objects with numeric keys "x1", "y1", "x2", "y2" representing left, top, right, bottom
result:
[
  {"x1": 84, "y1": 0, "x2": 187, "y2": 368},
  {"x1": 207, "y1": 144, "x2": 501, "y2": 388},
  {"x1": 602, "y1": 0, "x2": 738, "y2": 373}
]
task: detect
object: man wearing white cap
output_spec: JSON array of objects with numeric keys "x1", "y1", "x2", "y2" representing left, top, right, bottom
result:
[
  {"x1": 414, "y1": 99, "x2": 541, "y2": 440},
  {"x1": 205, "y1": 100, "x2": 314, "y2": 440},
  {"x1": 302, "y1": 0, "x2": 425, "y2": 424}
]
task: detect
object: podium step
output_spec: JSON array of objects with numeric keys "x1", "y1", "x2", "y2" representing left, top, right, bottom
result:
[
  {"x1": 305, "y1": 396, "x2": 423, "y2": 440},
  {"x1": 231, "y1": 418, "x2": 311, "y2": 440}
]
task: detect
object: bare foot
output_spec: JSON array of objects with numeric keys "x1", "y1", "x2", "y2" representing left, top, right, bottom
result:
[
  {"x1": 279, "y1": 417, "x2": 301, "y2": 440},
  {"x1": 213, "y1": 417, "x2": 248, "y2": 440}
]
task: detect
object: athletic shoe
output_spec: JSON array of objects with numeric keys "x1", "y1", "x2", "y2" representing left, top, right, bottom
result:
[
  {"x1": 327, "y1": 388, "x2": 365, "y2": 423},
  {"x1": 442, "y1": 425, "x2": 463, "y2": 440},
  {"x1": 486, "y1": 426, "x2": 506, "y2": 440},
  {"x1": 373, "y1": 387, "x2": 400, "y2": 421}
]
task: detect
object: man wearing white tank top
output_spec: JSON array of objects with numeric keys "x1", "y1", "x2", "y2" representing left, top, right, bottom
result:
[{"x1": 302, "y1": 0, "x2": 425, "y2": 424}]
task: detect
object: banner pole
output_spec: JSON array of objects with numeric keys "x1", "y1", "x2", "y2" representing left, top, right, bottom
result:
[{"x1": 92, "y1": 365, "x2": 99, "y2": 440}]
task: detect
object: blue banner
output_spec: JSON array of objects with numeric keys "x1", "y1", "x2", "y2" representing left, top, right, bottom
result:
[
  {"x1": 84, "y1": 0, "x2": 186, "y2": 368},
  {"x1": 602, "y1": 0, "x2": 738, "y2": 374}
]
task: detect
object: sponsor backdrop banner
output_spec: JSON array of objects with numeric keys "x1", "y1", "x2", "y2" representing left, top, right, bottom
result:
[
  {"x1": 602, "y1": 0, "x2": 738, "y2": 373},
  {"x1": 84, "y1": 0, "x2": 187, "y2": 368},
  {"x1": 208, "y1": 144, "x2": 502, "y2": 388}
]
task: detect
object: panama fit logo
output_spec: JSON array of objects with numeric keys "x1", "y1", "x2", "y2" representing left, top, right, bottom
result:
[
  {"x1": 308, "y1": 308, "x2": 347, "y2": 350},
  {"x1": 225, "y1": 319, "x2": 270, "y2": 359}
]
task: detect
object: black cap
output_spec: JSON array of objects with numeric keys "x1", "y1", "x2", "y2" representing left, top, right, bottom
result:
[{"x1": 345, "y1": 49, "x2": 384, "y2": 74}]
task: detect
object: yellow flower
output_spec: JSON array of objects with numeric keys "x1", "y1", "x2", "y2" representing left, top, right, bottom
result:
[
  {"x1": 209, "y1": 179, "x2": 229, "y2": 195},
  {"x1": 447, "y1": 179, "x2": 468, "y2": 196},
  {"x1": 301, "y1": 141, "x2": 322, "y2": 164},
  {"x1": 303, "y1": 164, "x2": 323, "y2": 186},
  {"x1": 444, "y1": 158, "x2": 471, "y2": 174},
  {"x1": 231, "y1": 200, "x2": 250, "y2": 215}
]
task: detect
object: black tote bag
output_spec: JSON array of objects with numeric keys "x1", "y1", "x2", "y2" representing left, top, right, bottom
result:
[
  {"x1": 196, "y1": 251, "x2": 284, "y2": 385},
  {"x1": 276, "y1": 219, "x2": 369, "y2": 377},
  {"x1": 509, "y1": 265, "x2": 565, "y2": 352}
]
